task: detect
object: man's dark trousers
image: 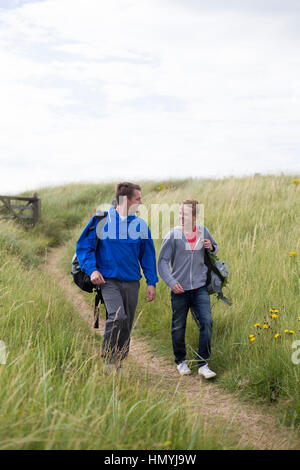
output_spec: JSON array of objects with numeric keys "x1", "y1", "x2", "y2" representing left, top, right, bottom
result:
[{"x1": 100, "y1": 278, "x2": 140, "y2": 363}]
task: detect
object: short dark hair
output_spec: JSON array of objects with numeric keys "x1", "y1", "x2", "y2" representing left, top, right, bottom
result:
[
  {"x1": 116, "y1": 182, "x2": 141, "y2": 204},
  {"x1": 182, "y1": 199, "x2": 199, "y2": 218}
]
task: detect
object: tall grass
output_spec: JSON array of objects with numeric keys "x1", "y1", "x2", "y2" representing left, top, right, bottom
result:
[
  {"x1": 0, "y1": 180, "x2": 243, "y2": 449},
  {"x1": 0, "y1": 183, "x2": 116, "y2": 266},
  {"x1": 133, "y1": 175, "x2": 300, "y2": 424},
  {"x1": 60, "y1": 175, "x2": 300, "y2": 425},
  {"x1": 1, "y1": 174, "x2": 299, "y2": 450},
  {"x1": 0, "y1": 247, "x2": 241, "y2": 449}
]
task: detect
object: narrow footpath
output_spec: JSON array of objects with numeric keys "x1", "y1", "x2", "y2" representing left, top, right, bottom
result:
[{"x1": 47, "y1": 245, "x2": 300, "y2": 450}]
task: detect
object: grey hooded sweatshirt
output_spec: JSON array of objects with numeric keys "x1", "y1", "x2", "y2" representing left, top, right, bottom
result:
[{"x1": 157, "y1": 225, "x2": 218, "y2": 291}]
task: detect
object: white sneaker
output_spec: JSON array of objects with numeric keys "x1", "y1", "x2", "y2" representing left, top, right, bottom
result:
[
  {"x1": 198, "y1": 364, "x2": 216, "y2": 379},
  {"x1": 177, "y1": 360, "x2": 192, "y2": 376}
]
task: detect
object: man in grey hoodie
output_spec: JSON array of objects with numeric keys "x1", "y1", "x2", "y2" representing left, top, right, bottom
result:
[{"x1": 158, "y1": 200, "x2": 218, "y2": 379}]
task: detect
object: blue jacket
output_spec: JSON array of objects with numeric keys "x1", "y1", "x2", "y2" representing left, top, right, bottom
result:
[{"x1": 76, "y1": 207, "x2": 158, "y2": 286}]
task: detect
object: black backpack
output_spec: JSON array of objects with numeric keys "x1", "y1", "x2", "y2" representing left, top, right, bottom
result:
[{"x1": 71, "y1": 211, "x2": 108, "y2": 328}]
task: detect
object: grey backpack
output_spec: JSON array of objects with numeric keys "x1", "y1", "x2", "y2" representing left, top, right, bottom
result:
[{"x1": 204, "y1": 249, "x2": 232, "y2": 306}]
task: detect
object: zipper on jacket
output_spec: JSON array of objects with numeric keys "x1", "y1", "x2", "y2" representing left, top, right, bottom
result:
[
  {"x1": 188, "y1": 225, "x2": 204, "y2": 290},
  {"x1": 181, "y1": 228, "x2": 194, "y2": 290},
  {"x1": 190, "y1": 250, "x2": 194, "y2": 289}
]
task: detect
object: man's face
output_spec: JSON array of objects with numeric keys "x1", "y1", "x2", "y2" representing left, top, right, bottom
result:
[
  {"x1": 128, "y1": 189, "x2": 142, "y2": 214},
  {"x1": 180, "y1": 204, "x2": 194, "y2": 231}
]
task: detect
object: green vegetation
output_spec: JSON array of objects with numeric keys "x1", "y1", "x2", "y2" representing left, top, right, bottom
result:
[
  {"x1": 1, "y1": 174, "x2": 299, "y2": 449},
  {"x1": 0, "y1": 180, "x2": 242, "y2": 450},
  {"x1": 137, "y1": 174, "x2": 300, "y2": 425},
  {"x1": 62, "y1": 175, "x2": 300, "y2": 426}
]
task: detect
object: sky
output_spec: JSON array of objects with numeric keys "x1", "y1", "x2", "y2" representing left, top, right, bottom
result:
[{"x1": 0, "y1": 0, "x2": 299, "y2": 195}]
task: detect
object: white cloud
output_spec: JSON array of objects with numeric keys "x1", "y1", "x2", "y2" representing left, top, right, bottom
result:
[{"x1": 0, "y1": 0, "x2": 299, "y2": 194}]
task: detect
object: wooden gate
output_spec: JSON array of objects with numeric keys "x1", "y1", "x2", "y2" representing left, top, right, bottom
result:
[{"x1": 0, "y1": 192, "x2": 41, "y2": 226}]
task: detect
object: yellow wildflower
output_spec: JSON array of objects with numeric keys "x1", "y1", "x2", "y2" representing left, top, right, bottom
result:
[
  {"x1": 284, "y1": 329, "x2": 289, "y2": 333},
  {"x1": 263, "y1": 324, "x2": 269, "y2": 329},
  {"x1": 254, "y1": 323, "x2": 260, "y2": 328},
  {"x1": 271, "y1": 314, "x2": 278, "y2": 319},
  {"x1": 250, "y1": 337, "x2": 256, "y2": 342},
  {"x1": 289, "y1": 251, "x2": 298, "y2": 257},
  {"x1": 289, "y1": 330, "x2": 295, "y2": 334},
  {"x1": 274, "y1": 333, "x2": 281, "y2": 339},
  {"x1": 292, "y1": 179, "x2": 299, "y2": 185},
  {"x1": 249, "y1": 334, "x2": 255, "y2": 338},
  {"x1": 155, "y1": 183, "x2": 165, "y2": 192},
  {"x1": 162, "y1": 441, "x2": 172, "y2": 447}
]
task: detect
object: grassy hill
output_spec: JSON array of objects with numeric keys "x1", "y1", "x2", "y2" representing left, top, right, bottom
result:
[{"x1": 0, "y1": 174, "x2": 299, "y2": 449}]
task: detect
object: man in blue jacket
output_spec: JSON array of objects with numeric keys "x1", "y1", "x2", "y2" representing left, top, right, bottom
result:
[{"x1": 76, "y1": 182, "x2": 158, "y2": 372}]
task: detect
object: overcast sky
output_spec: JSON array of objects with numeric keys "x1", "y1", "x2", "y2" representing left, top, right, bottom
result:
[{"x1": 0, "y1": 0, "x2": 299, "y2": 195}]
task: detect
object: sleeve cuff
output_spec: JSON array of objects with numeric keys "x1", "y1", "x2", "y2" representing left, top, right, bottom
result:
[
  {"x1": 85, "y1": 266, "x2": 98, "y2": 277},
  {"x1": 146, "y1": 278, "x2": 158, "y2": 287},
  {"x1": 168, "y1": 279, "x2": 178, "y2": 289}
]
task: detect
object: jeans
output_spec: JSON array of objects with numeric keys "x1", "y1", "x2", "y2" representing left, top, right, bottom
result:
[{"x1": 171, "y1": 286, "x2": 213, "y2": 367}]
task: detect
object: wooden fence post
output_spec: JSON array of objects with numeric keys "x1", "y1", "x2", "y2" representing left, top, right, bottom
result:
[
  {"x1": 0, "y1": 194, "x2": 41, "y2": 226},
  {"x1": 32, "y1": 192, "x2": 41, "y2": 226}
]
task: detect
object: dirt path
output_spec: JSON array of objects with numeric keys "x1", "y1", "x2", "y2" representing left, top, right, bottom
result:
[{"x1": 47, "y1": 245, "x2": 300, "y2": 450}]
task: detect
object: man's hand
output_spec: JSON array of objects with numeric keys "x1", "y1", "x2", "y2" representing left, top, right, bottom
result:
[
  {"x1": 172, "y1": 283, "x2": 184, "y2": 294},
  {"x1": 90, "y1": 270, "x2": 106, "y2": 285},
  {"x1": 146, "y1": 285, "x2": 156, "y2": 302},
  {"x1": 203, "y1": 239, "x2": 213, "y2": 251}
]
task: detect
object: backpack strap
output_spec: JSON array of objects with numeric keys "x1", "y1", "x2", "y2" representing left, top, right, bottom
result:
[
  {"x1": 93, "y1": 286, "x2": 108, "y2": 328},
  {"x1": 86, "y1": 212, "x2": 108, "y2": 235},
  {"x1": 204, "y1": 249, "x2": 225, "y2": 283},
  {"x1": 204, "y1": 249, "x2": 211, "y2": 287},
  {"x1": 93, "y1": 287, "x2": 101, "y2": 328},
  {"x1": 86, "y1": 211, "x2": 108, "y2": 268},
  {"x1": 87, "y1": 212, "x2": 108, "y2": 327},
  {"x1": 217, "y1": 293, "x2": 232, "y2": 306}
]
